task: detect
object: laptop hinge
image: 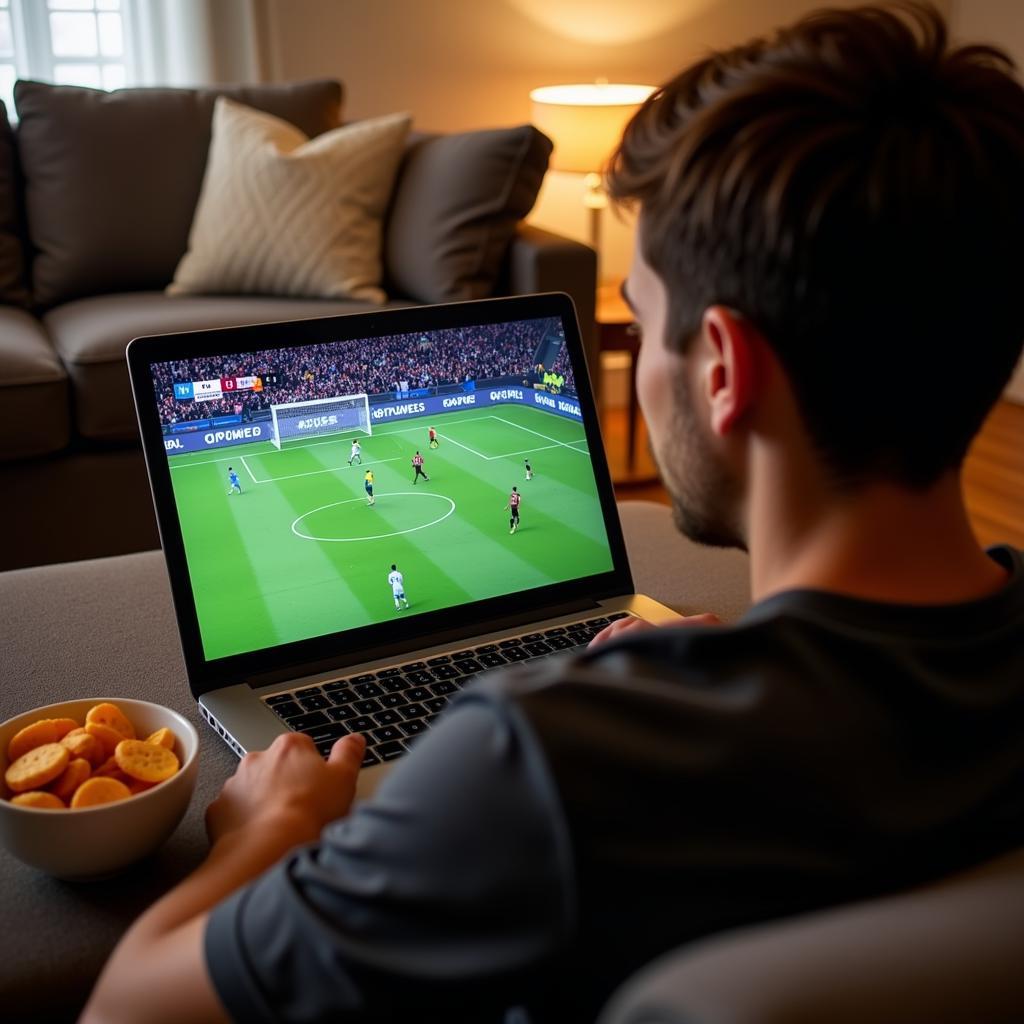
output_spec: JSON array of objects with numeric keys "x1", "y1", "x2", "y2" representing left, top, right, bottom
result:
[{"x1": 239, "y1": 596, "x2": 599, "y2": 690}]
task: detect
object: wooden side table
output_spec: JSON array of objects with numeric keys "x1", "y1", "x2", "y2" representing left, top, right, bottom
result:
[{"x1": 596, "y1": 281, "x2": 645, "y2": 478}]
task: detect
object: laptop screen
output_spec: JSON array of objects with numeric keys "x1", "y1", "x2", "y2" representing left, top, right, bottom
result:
[{"x1": 146, "y1": 310, "x2": 617, "y2": 663}]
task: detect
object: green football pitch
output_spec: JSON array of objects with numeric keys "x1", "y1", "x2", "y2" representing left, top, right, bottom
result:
[{"x1": 167, "y1": 403, "x2": 614, "y2": 660}]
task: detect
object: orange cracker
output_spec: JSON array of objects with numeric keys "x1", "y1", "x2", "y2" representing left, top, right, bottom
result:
[
  {"x1": 11, "y1": 790, "x2": 66, "y2": 809},
  {"x1": 70, "y1": 776, "x2": 131, "y2": 808},
  {"x1": 85, "y1": 702, "x2": 136, "y2": 740},
  {"x1": 85, "y1": 721, "x2": 127, "y2": 759},
  {"x1": 93, "y1": 754, "x2": 132, "y2": 785},
  {"x1": 61, "y1": 729, "x2": 103, "y2": 767},
  {"x1": 144, "y1": 727, "x2": 176, "y2": 750},
  {"x1": 49, "y1": 757, "x2": 92, "y2": 803},
  {"x1": 5, "y1": 743, "x2": 70, "y2": 793},
  {"x1": 7, "y1": 719, "x2": 59, "y2": 762},
  {"x1": 115, "y1": 739, "x2": 179, "y2": 783},
  {"x1": 48, "y1": 717, "x2": 79, "y2": 741}
]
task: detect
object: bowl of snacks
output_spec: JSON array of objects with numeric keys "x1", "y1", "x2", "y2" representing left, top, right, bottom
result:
[{"x1": 0, "y1": 698, "x2": 199, "y2": 879}]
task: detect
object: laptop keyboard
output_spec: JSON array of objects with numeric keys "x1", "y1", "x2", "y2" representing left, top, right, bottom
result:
[{"x1": 262, "y1": 613, "x2": 630, "y2": 767}]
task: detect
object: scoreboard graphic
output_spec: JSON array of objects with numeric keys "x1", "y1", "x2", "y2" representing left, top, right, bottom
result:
[{"x1": 173, "y1": 375, "x2": 265, "y2": 402}]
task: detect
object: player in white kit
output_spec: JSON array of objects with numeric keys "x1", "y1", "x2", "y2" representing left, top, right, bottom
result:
[
  {"x1": 348, "y1": 439, "x2": 362, "y2": 466},
  {"x1": 388, "y1": 563, "x2": 409, "y2": 610}
]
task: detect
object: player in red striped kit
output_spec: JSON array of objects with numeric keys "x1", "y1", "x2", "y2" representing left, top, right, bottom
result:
[
  {"x1": 411, "y1": 451, "x2": 430, "y2": 484},
  {"x1": 505, "y1": 486, "x2": 521, "y2": 534}
]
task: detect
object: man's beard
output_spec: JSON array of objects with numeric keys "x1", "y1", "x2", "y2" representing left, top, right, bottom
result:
[{"x1": 649, "y1": 378, "x2": 746, "y2": 551}]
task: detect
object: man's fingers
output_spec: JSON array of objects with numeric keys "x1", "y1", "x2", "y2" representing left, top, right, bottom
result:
[
  {"x1": 589, "y1": 617, "x2": 655, "y2": 648},
  {"x1": 328, "y1": 732, "x2": 366, "y2": 771},
  {"x1": 588, "y1": 612, "x2": 722, "y2": 649}
]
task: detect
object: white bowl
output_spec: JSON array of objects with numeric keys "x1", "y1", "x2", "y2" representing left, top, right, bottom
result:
[{"x1": 0, "y1": 697, "x2": 199, "y2": 880}]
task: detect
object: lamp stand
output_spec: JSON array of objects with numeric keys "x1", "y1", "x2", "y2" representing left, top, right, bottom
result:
[{"x1": 583, "y1": 171, "x2": 608, "y2": 280}]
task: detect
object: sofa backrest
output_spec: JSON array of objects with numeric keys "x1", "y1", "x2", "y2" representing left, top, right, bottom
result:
[
  {"x1": 384, "y1": 126, "x2": 552, "y2": 305},
  {"x1": 0, "y1": 102, "x2": 29, "y2": 308},
  {"x1": 14, "y1": 79, "x2": 343, "y2": 309}
]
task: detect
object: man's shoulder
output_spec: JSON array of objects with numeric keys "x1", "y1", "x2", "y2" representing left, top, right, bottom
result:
[{"x1": 473, "y1": 581, "x2": 1024, "y2": 774}]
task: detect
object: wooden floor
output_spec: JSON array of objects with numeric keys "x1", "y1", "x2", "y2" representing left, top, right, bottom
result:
[{"x1": 603, "y1": 398, "x2": 1024, "y2": 550}]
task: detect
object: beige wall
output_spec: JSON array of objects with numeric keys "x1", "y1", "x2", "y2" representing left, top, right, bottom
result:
[
  {"x1": 263, "y1": 0, "x2": 956, "y2": 281},
  {"x1": 264, "y1": 0, "x2": 948, "y2": 131}
]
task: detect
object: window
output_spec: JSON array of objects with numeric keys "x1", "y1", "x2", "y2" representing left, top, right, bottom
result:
[{"x1": 0, "y1": 0, "x2": 135, "y2": 120}]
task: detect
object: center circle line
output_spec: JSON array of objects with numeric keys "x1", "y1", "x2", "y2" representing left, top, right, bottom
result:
[{"x1": 291, "y1": 491, "x2": 456, "y2": 543}]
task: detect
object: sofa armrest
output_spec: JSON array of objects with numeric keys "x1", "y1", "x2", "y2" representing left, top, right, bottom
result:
[{"x1": 502, "y1": 223, "x2": 599, "y2": 397}]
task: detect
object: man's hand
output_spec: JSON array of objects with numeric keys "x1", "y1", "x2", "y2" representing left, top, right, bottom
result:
[
  {"x1": 589, "y1": 612, "x2": 722, "y2": 649},
  {"x1": 82, "y1": 730, "x2": 368, "y2": 1024},
  {"x1": 207, "y1": 731, "x2": 366, "y2": 847}
]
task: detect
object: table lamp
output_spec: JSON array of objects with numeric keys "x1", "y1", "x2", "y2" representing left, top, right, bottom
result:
[{"x1": 530, "y1": 82, "x2": 655, "y2": 256}]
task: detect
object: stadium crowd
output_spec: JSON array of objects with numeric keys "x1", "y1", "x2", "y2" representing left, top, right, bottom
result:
[{"x1": 153, "y1": 319, "x2": 577, "y2": 426}]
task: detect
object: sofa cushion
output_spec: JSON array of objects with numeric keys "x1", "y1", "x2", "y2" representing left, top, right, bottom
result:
[
  {"x1": 0, "y1": 306, "x2": 68, "y2": 459},
  {"x1": 0, "y1": 102, "x2": 29, "y2": 308},
  {"x1": 44, "y1": 292, "x2": 416, "y2": 442},
  {"x1": 15, "y1": 79, "x2": 344, "y2": 309},
  {"x1": 385, "y1": 126, "x2": 552, "y2": 304},
  {"x1": 169, "y1": 100, "x2": 411, "y2": 303}
]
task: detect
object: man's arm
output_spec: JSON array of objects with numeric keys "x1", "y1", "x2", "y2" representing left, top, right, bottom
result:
[{"x1": 81, "y1": 731, "x2": 366, "y2": 1024}]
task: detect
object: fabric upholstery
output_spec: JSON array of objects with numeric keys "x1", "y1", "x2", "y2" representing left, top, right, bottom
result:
[
  {"x1": 170, "y1": 100, "x2": 411, "y2": 303},
  {"x1": 43, "y1": 292, "x2": 416, "y2": 441},
  {"x1": 14, "y1": 78, "x2": 344, "y2": 308},
  {"x1": 0, "y1": 306, "x2": 68, "y2": 458},
  {"x1": 385, "y1": 125, "x2": 552, "y2": 304},
  {"x1": 599, "y1": 846, "x2": 1024, "y2": 1024},
  {"x1": 0, "y1": 101, "x2": 28, "y2": 307}
]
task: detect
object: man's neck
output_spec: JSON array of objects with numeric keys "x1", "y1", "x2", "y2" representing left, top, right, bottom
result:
[{"x1": 747, "y1": 466, "x2": 1009, "y2": 606}]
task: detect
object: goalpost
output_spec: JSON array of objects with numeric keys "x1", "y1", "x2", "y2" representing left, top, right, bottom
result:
[{"x1": 269, "y1": 394, "x2": 372, "y2": 450}]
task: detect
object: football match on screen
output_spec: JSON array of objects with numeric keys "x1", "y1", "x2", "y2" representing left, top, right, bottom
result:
[{"x1": 153, "y1": 316, "x2": 614, "y2": 660}]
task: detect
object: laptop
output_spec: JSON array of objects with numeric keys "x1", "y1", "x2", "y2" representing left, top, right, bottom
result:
[{"x1": 127, "y1": 292, "x2": 682, "y2": 796}]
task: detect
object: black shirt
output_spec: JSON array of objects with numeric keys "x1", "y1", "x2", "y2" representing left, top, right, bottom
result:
[{"x1": 206, "y1": 546, "x2": 1024, "y2": 1023}]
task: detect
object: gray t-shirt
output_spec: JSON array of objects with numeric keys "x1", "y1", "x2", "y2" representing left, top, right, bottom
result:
[{"x1": 206, "y1": 546, "x2": 1024, "y2": 1023}]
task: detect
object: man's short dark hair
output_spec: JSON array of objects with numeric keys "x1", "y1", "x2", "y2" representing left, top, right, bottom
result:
[
  {"x1": 609, "y1": 2, "x2": 1024, "y2": 488},
  {"x1": 391, "y1": 563, "x2": 396, "y2": 571}
]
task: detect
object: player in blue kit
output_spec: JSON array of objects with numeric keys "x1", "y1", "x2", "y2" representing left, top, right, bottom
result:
[{"x1": 227, "y1": 467, "x2": 242, "y2": 495}]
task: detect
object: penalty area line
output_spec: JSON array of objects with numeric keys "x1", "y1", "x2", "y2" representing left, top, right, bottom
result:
[
  {"x1": 490, "y1": 415, "x2": 590, "y2": 455},
  {"x1": 240, "y1": 456, "x2": 261, "y2": 484},
  {"x1": 436, "y1": 432, "x2": 488, "y2": 459}
]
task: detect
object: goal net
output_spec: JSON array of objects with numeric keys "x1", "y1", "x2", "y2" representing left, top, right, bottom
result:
[{"x1": 269, "y1": 394, "x2": 372, "y2": 450}]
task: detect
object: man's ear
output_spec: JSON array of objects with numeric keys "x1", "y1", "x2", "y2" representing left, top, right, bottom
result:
[{"x1": 700, "y1": 306, "x2": 762, "y2": 436}]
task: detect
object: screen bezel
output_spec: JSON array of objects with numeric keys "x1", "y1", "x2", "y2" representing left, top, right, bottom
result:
[{"x1": 127, "y1": 292, "x2": 634, "y2": 698}]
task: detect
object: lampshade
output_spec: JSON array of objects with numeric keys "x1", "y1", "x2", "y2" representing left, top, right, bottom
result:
[{"x1": 530, "y1": 83, "x2": 655, "y2": 173}]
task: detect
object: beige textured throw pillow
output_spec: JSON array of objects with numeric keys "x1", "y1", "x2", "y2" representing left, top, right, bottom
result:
[{"x1": 168, "y1": 98, "x2": 411, "y2": 302}]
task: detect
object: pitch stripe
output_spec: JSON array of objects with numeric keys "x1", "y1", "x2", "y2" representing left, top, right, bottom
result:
[
  {"x1": 490, "y1": 415, "x2": 590, "y2": 455},
  {"x1": 248, "y1": 455, "x2": 406, "y2": 484}
]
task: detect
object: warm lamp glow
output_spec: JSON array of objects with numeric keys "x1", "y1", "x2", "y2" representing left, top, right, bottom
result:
[{"x1": 530, "y1": 83, "x2": 655, "y2": 173}]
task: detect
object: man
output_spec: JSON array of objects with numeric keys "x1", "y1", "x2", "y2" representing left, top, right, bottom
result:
[
  {"x1": 524, "y1": 458, "x2": 533, "y2": 481},
  {"x1": 83, "y1": 6, "x2": 1024, "y2": 1023},
  {"x1": 411, "y1": 450, "x2": 430, "y2": 484},
  {"x1": 347, "y1": 438, "x2": 362, "y2": 466},
  {"x1": 505, "y1": 485, "x2": 521, "y2": 534},
  {"x1": 225, "y1": 467, "x2": 241, "y2": 496},
  {"x1": 388, "y1": 563, "x2": 409, "y2": 611},
  {"x1": 363, "y1": 468, "x2": 374, "y2": 507},
  {"x1": 428, "y1": 425, "x2": 439, "y2": 449}
]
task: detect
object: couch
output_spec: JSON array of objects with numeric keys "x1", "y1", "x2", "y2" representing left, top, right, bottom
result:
[{"x1": 0, "y1": 78, "x2": 597, "y2": 571}]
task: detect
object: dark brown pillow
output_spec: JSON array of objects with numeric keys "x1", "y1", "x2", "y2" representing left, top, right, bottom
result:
[
  {"x1": 0, "y1": 101, "x2": 29, "y2": 308},
  {"x1": 15, "y1": 78, "x2": 343, "y2": 308},
  {"x1": 384, "y1": 125, "x2": 552, "y2": 304}
]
